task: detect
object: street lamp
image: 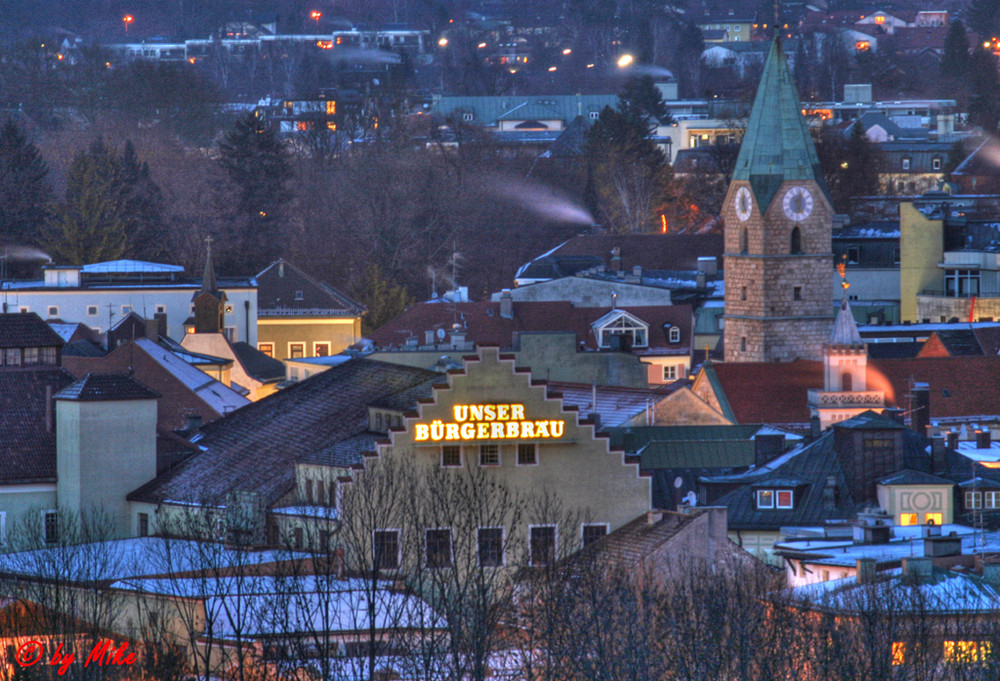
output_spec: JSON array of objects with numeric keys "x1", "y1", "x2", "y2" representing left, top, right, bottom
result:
[
  {"x1": 310, "y1": 10, "x2": 322, "y2": 27},
  {"x1": 617, "y1": 53, "x2": 634, "y2": 68},
  {"x1": 122, "y1": 15, "x2": 134, "y2": 33}
]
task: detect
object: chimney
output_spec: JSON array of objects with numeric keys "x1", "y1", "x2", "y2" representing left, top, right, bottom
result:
[
  {"x1": 450, "y1": 331, "x2": 466, "y2": 348},
  {"x1": 754, "y1": 433, "x2": 784, "y2": 466},
  {"x1": 632, "y1": 265, "x2": 642, "y2": 278},
  {"x1": 154, "y1": 312, "x2": 167, "y2": 337},
  {"x1": 646, "y1": 509, "x2": 663, "y2": 525},
  {"x1": 696, "y1": 272, "x2": 707, "y2": 290},
  {"x1": 856, "y1": 557, "x2": 876, "y2": 584},
  {"x1": 405, "y1": 336, "x2": 418, "y2": 348},
  {"x1": 425, "y1": 330, "x2": 435, "y2": 345},
  {"x1": 931, "y1": 431, "x2": 946, "y2": 474},
  {"x1": 947, "y1": 429, "x2": 959, "y2": 450},
  {"x1": 45, "y1": 385, "x2": 54, "y2": 433},
  {"x1": 910, "y1": 383, "x2": 930, "y2": 435},
  {"x1": 977, "y1": 428, "x2": 992, "y2": 449},
  {"x1": 697, "y1": 256, "x2": 718, "y2": 276},
  {"x1": 499, "y1": 290, "x2": 513, "y2": 319},
  {"x1": 810, "y1": 414, "x2": 821, "y2": 441},
  {"x1": 186, "y1": 414, "x2": 203, "y2": 432},
  {"x1": 610, "y1": 247, "x2": 622, "y2": 272},
  {"x1": 144, "y1": 317, "x2": 159, "y2": 339},
  {"x1": 901, "y1": 556, "x2": 933, "y2": 585},
  {"x1": 823, "y1": 476, "x2": 838, "y2": 510}
]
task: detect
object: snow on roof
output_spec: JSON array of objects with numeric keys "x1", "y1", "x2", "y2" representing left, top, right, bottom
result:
[
  {"x1": 0, "y1": 538, "x2": 291, "y2": 583},
  {"x1": 112, "y1": 575, "x2": 445, "y2": 637},
  {"x1": 81, "y1": 260, "x2": 186, "y2": 274},
  {"x1": 47, "y1": 322, "x2": 80, "y2": 342},
  {"x1": 135, "y1": 338, "x2": 250, "y2": 416},
  {"x1": 288, "y1": 355, "x2": 354, "y2": 367}
]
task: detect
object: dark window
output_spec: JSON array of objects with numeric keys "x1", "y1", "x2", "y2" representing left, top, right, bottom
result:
[
  {"x1": 373, "y1": 530, "x2": 399, "y2": 570},
  {"x1": 478, "y1": 528, "x2": 503, "y2": 567},
  {"x1": 44, "y1": 512, "x2": 58, "y2": 544},
  {"x1": 479, "y1": 444, "x2": 499, "y2": 466},
  {"x1": 842, "y1": 372, "x2": 853, "y2": 391},
  {"x1": 289, "y1": 343, "x2": 305, "y2": 359},
  {"x1": 40, "y1": 347, "x2": 57, "y2": 365},
  {"x1": 790, "y1": 226, "x2": 802, "y2": 254},
  {"x1": 425, "y1": 529, "x2": 453, "y2": 568},
  {"x1": 294, "y1": 290, "x2": 304, "y2": 301},
  {"x1": 740, "y1": 337, "x2": 747, "y2": 352},
  {"x1": 847, "y1": 246, "x2": 860, "y2": 264},
  {"x1": 327, "y1": 481, "x2": 337, "y2": 507},
  {"x1": 293, "y1": 527, "x2": 304, "y2": 549},
  {"x1": 442, "y1": 445, "x2": 462, "y2": 467},
  {"x1": 793, "y1": 286, "x2": 802, "y2": 301},
  {"x1": 23, "y1": 347, "x2": 39, "y2": 366},
  {"x1": 517, "y1": 443, "x2": 537, "y2": 465},
  {"x1": 530, "y1": 526, "x2": 556, "y2": 566},
  {"x1": 740, "y1": 286, "x2": 747, "y2": 301},
  {"x1": 740, "y1": 228, "x2": 748, "y2": 254},
  {"x1": 138, "y1": 513, "x2": 149, "y2": 537},
  {"x1": 582, "y1": 524, "x2": 607, "y2": 547}
]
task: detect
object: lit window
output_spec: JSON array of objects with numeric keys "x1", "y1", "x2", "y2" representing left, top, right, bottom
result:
[
  {"x1": 289, "y1": 343, "x2": 305, "y2": 359},
  {"x1": 425, "y1": 528, "x2": 453, "y2": 568},
  {"x1": 669, "y1": 326, "x2": 681, "y2": 343},
  {"x1": 441, "y1": 445, "x2": 462, "y2": 467},
  {"x1": 517, "y1": 443, "x2": 537, "y2": 466},
  {"x1": 582, "y1": 524, "x2": 607, "y2": 547},
  {"x1": 478, "y1": 528, "x2": 503, "y2": 567},
  {"x1": 325, "y1": 100, "x2": 336, "y2": 115},
  {"x1": 663, "y1": 364, "x2": 678, "y2": 381},
  {"x1": 314, "y1": 342, "x2": 331, "y2": 357},
  {"x1": 924, "y1": 513, "x2": 942, "y2": 525},
  {"x1": 373, "y1": 530, "x2": 400, "y2": 569},
  {"x1": 892, "y1": 642, "x2": 905, "y2": 665},
  {"x1": 258, "y1": 343, "x2": 274, "y2": 357},
  {"x1": 530, "y1": 526, "x2": 556, "y2": 565},
  {"x1": 900, "y1": 513, "x2": 919, "y2": 526},
  {"x1": 967, "y1": 491, "x2": 983, "y2": 509},
  {"x1": 777, "y1": 490, "x2": 794, "y2": 508},
  {"x1": 756, "y1": 490, "x2": 774, "y2": 509},
  {"x1": 902, "y1": 158, "x2": 911, "y2": 170},
  {"x1": 479, "y1": 444, "x2": 500, "y2": 466},
  {"x1": 875, "y1": 15, "x2": 885, "y2": 24},
  {"x1": 944, "y1": 641, "x2": 991, "y2": 663}
]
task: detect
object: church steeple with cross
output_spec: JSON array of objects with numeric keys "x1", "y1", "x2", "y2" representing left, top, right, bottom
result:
[{"x1": 191, "y1": 237, "x2": 227, "y2": 334}]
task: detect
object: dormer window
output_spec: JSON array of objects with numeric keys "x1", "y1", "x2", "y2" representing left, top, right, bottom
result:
[
  {"x1": 668, "y1": 326, "x2": 681, "y2": 343},
  {"x1": 593, "y1": 310, "x2": 649, "y2": 349},
  {"x1": 756, "y1": 489, "x2": 794, "y2": 509}
]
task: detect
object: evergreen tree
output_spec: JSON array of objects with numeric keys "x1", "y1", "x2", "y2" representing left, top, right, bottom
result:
[
  {"x1": 940, "y1": 20, "x2": 970, "y2": 81},
  {"x1": 617, "y1": 75, "x2": 673, "y2": 128},
  {"x1": 967, "y1": 48, "x2": 1000, "y2": 132},
  {"x1": 216, "y1": 113, "x2": 292, "y2": 269},
  {"x1": 354, "y1": 264, "x2": 413, "y2": 335},
  {"x1": 967, "y1": 0, "x2": 1000, "y2": 43},
  {"x1": 46, "y1": 138, "x2": 130, "y2": 265},
  {"x1": 0, "y1": 119, "x2": 50, "y2": 251},
  {"x1": 119, "y1": 140, "x2": 166, "y2": 261}
]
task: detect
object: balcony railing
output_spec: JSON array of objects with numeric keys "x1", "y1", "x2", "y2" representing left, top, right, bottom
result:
[
  {"x1": 807, "y1": 389, "x2": 885, "y2": 408},
  {"x1": 918, "y1": 290, "x2": 1000, "y2": 299},
  {"x1": 259, "y1": 307, "x2": 357, "y2": 317}
]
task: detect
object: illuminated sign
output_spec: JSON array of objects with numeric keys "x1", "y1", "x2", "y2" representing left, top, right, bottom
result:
[{"x1": 414, "y1": 404, "x2": 565, "y2": 442}]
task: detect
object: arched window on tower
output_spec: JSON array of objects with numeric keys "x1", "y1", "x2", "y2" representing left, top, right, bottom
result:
[
  {"x1": 841, "y1": 372, "x2": 853, "y2": 392},
  {"x1": 790, "y1": 226, "x2": 802, "y2": 254},
  {"x1": 740, "y1": 228, "x2": 748, "y2": 254}
]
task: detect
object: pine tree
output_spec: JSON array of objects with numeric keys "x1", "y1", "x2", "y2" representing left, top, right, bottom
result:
[
  {"x1": 45, "y1": 138, "x2": 130, "y2": 265},
  {"x1": 0, "y1": 119, "x2": 50, "y2": 250},
  {"x1": 968, "y1": 0, "x2": 1000, "y2": 43},
  {"x1": 216, "y1": 113, "x2": 292, "y2": 269},
  {"x1": 941, "y1": 20, "x2": 970, "y2": 81},
  {"x1": 119, "y1": 140, "x2": 166, "y2": 261},
  {"x1": 354, "y1": 264, "x2": 413, "y2": 335},
  {"x1": 967, "y1": 48, "x2": 1000, "y2": 132}
]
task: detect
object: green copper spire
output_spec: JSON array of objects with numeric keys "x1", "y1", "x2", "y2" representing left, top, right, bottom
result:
[{"x1": 732, "y1": 39, "x2": 828, "y2": 212}]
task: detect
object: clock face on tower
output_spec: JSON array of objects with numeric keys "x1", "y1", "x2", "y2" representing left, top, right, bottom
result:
[
  {"x1": 734, "y1": 186, "x2": 752, "y2": 222},
  {"x1": 782, "y1": 186, "x2": 814, "y2": 221}
]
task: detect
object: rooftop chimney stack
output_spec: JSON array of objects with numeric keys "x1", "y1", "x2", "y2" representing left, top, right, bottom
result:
[
  {"x1": 499, "y1": 290, "x2": 513, "y2": 319},
  {"x1": 977, "y1": 428, "x2": 992, "y2": 449},
  {"x1": 610, "y1": 247, "x2": 622, "y2": 272},
  {"x1": 857, "y1": 557, "x2": 877, "y2": 584}
]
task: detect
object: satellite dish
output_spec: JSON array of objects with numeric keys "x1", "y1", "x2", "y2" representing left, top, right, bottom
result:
[
  {"x1": 436, "y1": 328, "x2": 446, "y2": 340},
  {"x1": 683, "y1": 490, "x2": 697, "y2": 506},
  {"x1": 674, "y1": 476, "x2": 683, "y2": 489}
]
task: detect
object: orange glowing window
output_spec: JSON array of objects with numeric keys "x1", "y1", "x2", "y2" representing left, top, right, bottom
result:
[
  {"x1": 892, "y1": 642, "x2": 905, "y2": 665},
  {"x1": 325, "y1": 100, "x2": 336, "y2": 115},
  {"x1": 297, "y1": 121, "x2": 310, "y2": 131},
  {"x1": 944, "y1": 641, "x2": 991, "y2": 663},
  {"x1": 855, "y1": 41, "x2": 870, "y2": 51},
  {"x1": 875, "y1": 15, "x2": 885, "y2": 24},
  {"x1": 900, "y1": 513, "x2": 919, "y2": 526}
]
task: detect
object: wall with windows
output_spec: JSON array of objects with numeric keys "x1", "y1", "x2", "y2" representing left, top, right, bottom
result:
[
  {"x1": 363, "y1": 347, "x2": 651, "y2": 571},
  {"x1": 877, "y1": 482, "x2": 953, "y2": 527},
  {"x1": 257, "y1": 316, "x2": 361, "y2": 362}
]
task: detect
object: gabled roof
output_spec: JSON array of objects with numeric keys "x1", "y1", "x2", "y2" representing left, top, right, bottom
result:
[
  {"x1": 369, "y1": 302, "x2": 693, "y2": 356},
  {"x1": 702, "y1": 359, "x2": 822, "y2": 427},
  {"x1": 255, "y1": 259, "x2": 364, "y2": 315},
  {"x1": 0, "y1": 313, "x2": 65, "y2": 349},
  {"x1": 54, "y1": 373, "x2": 159, "y2": 402},
  {"x1": 0, "y1": 368, "x2": 76, "y2": 484},
  {"x1": 128, "y1": 359, "x2": 439, "y2": 506},
  {"x1": 732, "y1": 39, "x2": 828, "y2": 211},
  {"x1": 231, "y1": 341, "x2": 285, "y2": 382}
]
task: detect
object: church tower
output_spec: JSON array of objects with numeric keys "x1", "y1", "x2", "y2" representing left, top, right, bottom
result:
[
  {"x1": 723, "y1": 39, "x2": 834, "y2": 362},
  {"x1": 191, "y1": 238, "x2": 227, "y2": 334}
]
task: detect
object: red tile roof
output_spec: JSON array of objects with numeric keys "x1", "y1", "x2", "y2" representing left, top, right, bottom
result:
[
  {"x1": 709, "y1": 360, "x2": 822, "y2": 426},
  {"x1": 369, "y1": 302, "x2": 693, "y2": 356}
]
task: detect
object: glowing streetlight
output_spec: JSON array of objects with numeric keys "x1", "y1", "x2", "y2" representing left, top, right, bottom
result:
[
  {"x1": 310, "y1": 10, "x2": 322, "y2": 26},
  {"x1": 122, "y1": 15, "x2": 134, "y2": 33},
  {"x1": 438, "y1": 37, "x2": 449, "y2": 47},
  {"x1": 617, "y1": 53, "x2": 634, "y2": 68},
  {"x1": 562, "y1": 48, "x2": 572, "y2": 55},
  {"x1": 548, "y1": 66, "x2": 557, "y2": 71}
]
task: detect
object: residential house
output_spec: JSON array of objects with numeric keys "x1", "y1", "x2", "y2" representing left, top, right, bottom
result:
[
  {"x1": 255, "y1": 259, "x2": 364, "y2": 362},
  {"x1": 697, "y1": 12, "x2": 756, "y2": 43}
]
